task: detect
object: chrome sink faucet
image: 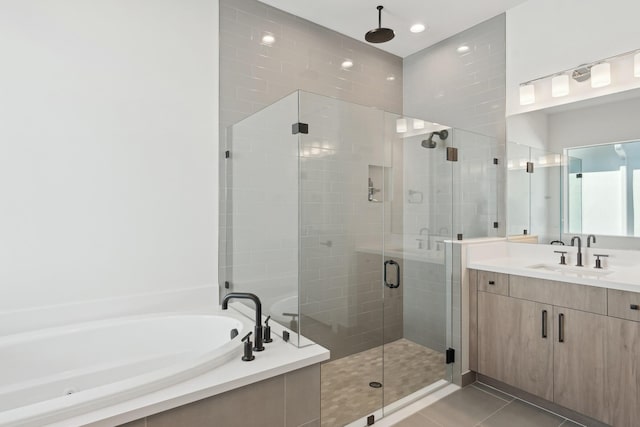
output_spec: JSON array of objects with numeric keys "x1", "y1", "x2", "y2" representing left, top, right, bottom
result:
[
  {"x1": 571, "y1": 236, "x2": 583, "y2": 267},
  {"x1": 587, "y1": 234, "x2": 596, "y2": 247}
]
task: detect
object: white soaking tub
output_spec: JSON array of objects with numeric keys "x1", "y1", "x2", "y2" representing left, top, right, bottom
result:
[{"x1": 0, "y1": 312, "x2": 249, "y2": 426}]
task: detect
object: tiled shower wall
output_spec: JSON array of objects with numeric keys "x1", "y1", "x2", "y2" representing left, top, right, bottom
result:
[
  {"x1": 219, "y1": 0, "x2": 402, "y2": 131},
  {"x1": 403, "y1": 14, "x2": 507, "y2": 143},
  {"x1": 219, "y1": 0, "x2": 403, "y2": 354}
]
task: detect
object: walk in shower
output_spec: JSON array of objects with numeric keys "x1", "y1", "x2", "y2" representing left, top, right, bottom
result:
[{"x1": 223, "y1": 91, "x2": 502, "y2": 427}]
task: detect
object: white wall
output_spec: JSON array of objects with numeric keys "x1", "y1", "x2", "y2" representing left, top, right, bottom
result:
[
  {"x1": 0, "y1": 0, "x2": 219, "y2": 311},
  {"x1": 506, "y1": 0, "x2": 640, "y2": 115},
  {"x1": 548, "y1": 95, "x2": 640, "y2": 153}
]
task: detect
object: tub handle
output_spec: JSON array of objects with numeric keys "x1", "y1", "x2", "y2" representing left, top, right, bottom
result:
[{"x1": 230, "y1": 328, "x2": 239, "y2": 340}]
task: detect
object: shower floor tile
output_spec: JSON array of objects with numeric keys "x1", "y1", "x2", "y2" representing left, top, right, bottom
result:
[{"x1": 321, "y1": 338, "x2": 446, "y2": 427}]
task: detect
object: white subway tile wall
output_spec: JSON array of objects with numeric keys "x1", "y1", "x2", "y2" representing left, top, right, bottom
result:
[
  {"x1": 218, "y1": 0, "x2": 403, "y2": 311},
  {"x1": 404, "y1": 14, "x2": 506, "y2": 143},
  {"x1": 219, "y1": 0, "x2": 402, "y2": 132}
]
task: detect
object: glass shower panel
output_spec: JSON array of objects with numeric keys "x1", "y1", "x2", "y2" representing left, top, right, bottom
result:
[
  {"x1": 530, "y1": 147, "x2": 562, "y2": 243},
  {"x1": 383, "y1": 113, "x2": 453, "y2": 412},
  {"x1": 451, "y1": 130, "x2": 503, "y2": 239},
  {"x1": 507, "y1": 142, "x2": 532, "y2": 237},
  {"x1": 297, "y1": 91, "x2": 386, "y2": 427},
  {"x1": 225, "y1": 92, "x2": 300, "y2": 344}
]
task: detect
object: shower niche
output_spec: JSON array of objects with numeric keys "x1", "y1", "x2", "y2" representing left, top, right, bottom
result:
[
  {"x1": 367, "y1": 165, "x2": 391, "y2": 203},
  {"x1": 224, "y1": 90, "x2": 503, "y2": 427}
]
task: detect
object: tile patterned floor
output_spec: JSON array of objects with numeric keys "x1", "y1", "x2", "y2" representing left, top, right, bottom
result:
[
  {"x1": 392, "y1": 383, "x2": 584, "y2": 427},
  {"x1": 321, "y1": 339, "x2": 446, "y2": 427}
]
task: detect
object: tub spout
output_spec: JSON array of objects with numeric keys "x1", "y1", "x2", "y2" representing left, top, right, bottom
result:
[{"x1": 221, "y1": 292, "x2": 264, "y2": 351}]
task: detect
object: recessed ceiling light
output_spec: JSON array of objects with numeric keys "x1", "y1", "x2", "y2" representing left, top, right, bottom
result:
[
  {"x1": 410, "y1": 23, "x2": 426, "y2": 33},
  {"x1": 261, "y1": 34, "x2": 275, "y2": 45},
  {"x1": 341, "y1": 60, "x2": 354, "y2": 69},
  {"x1": 457, "y1": 45, "x2": 470, "y2": 53},
  {"x1": 386, "y1": 75, "x2": 396, "y2": 81}
]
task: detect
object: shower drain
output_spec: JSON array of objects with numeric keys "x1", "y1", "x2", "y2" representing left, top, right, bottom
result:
[{"x1": 369, "y1": 381, "x2": 383, "y2": 388}]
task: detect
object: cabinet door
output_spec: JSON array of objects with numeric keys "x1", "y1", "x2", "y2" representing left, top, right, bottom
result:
[
  {"x1": 553, "y1": 307, "x2": 606, "y2": 422},
  {"x1": 605, "y1": 316, "x2": 640, "y2": 427},
  {"x1": 478, "y1": 292, "x2": 553, "y2": 400}
]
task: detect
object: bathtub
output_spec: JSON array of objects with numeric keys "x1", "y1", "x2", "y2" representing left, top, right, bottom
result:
[{"x1": 0, "y1": 312, "x2": 249, "y2": 426}]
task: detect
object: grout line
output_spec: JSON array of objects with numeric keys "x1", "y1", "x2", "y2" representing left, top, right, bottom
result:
[
  {"x1": 417, "y1": 411, "x2": 446, "y2": 427},
  {"x1": 471, "y1": 383, "x2": 512, "y2": 403},
  {"x1": 472, "y1": 399, "x2": 511, "y2": 426},
  {"x1": 476, "y1": 382, "x2": 586, "y2": 427}
]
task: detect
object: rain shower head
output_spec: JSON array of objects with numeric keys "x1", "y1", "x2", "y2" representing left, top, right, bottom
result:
[
  {"x1": 365, "y1": 6, "x2": 395, "y2": 44},
  {"x1": 421, "y1": 130, "x2": 449, "y2": 148}
]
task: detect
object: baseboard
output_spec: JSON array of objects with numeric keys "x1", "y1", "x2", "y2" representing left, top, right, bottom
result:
[{"x1": 461, "y1": 370, "x2": 476, "y2": 387}]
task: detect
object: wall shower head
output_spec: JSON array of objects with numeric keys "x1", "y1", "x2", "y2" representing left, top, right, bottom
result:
[
  {"x1": 365, "y1": 6, "x2": 395, "y2": 44},
  {"x1": 421, "y1": 129, "x2": 449, "y2": 148}
]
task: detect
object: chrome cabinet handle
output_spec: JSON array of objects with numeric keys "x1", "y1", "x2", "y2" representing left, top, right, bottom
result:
[
  {"x1": 542, "y1": 310, "x2": 548, "y2": 338},
  {"x1": 558, "y1": 313, "x2": 565, "y2": 343}
]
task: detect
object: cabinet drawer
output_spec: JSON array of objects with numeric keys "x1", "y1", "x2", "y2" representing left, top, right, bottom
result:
[
  {"x1": 509, "y1": 275, "x2": 606, "y2": 315},
  {"x1": 477, "y1": 270, "x2": 509, "y2": 295},
  {"x1": 608, "y1": 289, "x2": 640, "y2": 322}
]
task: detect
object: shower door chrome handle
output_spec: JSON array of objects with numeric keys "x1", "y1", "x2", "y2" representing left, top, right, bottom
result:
[{"x1": 384, "y1": 259, "x2": 400, "y2": 289}]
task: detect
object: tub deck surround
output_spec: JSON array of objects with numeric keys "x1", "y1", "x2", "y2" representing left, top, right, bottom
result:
[
  {"x1": 51, "y1": 329, "x2": 328, "y2": 427},
  {"x1": 0, "y1": 292, "x2": 329, "y2": 427},
  {"x1": 468, "y1": 240, "x2": 640, "y2": 292}
]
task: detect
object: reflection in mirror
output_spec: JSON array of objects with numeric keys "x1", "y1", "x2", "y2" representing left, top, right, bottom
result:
[
  {"x1": 567, "y1": 140, "x2": 640, "y2": 237},
  {"x1": 507, "y1": 141, "x2": 562, "y2": 245}
]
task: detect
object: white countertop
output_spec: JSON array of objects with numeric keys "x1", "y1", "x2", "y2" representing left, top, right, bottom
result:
[{"x1": 467, "y1": 241, "x2": 640, "y2": 293}]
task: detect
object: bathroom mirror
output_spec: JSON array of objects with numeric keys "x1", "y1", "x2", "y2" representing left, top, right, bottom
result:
[
  {"x1": 507, "y1": 88, "x2": 640, "y2": 250},
  {"x1": 507, "y1": 141, "x2": 562, "y2": 245},
  {"x1": 566, "y1": 140, "x2": 640, "y2": 237}
]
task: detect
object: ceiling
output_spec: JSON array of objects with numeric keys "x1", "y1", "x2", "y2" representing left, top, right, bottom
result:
[{"x1": 257, "y1": 0, "x2": 528, "y2": 58}]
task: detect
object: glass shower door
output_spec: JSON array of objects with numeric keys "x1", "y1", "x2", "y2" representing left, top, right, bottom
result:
[
  {"x1": 382, "y1": 112, "x2": 453, "y2": 414},
  {"x1": 297, "y1": 91, "x2": 386, "y2": 427}
]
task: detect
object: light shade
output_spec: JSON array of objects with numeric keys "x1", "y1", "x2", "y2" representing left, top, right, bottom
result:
[
  {"x1": 551, "y1": 74, "x2": 569, "y2": 97},
  {"x1": 396, "y1": 118, "x2": 407, "y2": 133},
  {"x1": 413, "y1": 119, "x2": 424, "y2": 129},
  {"x1": 635, "y1": 53, "x2": 640, "y2": 77},
  {"x1": 591, "y1": 62, "x2": 611, "y2": 88},
  {"x1": 519, "y1": 84, "x2": 535, "y2": 105}
]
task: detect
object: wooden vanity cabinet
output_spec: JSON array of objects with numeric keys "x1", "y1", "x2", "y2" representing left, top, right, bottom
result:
[
  {"x1": 605, "y1": 315, "x2": 640, "y2": 427},
  {"x1": 477, "y1": 291, "x2": 553, "y2": 400},
  {"x1": 474, "y1": 271, "x2": 610, "y2": 424},
  {"x1": 552, "y1": 306, "x2": 606, "y2": 422}
]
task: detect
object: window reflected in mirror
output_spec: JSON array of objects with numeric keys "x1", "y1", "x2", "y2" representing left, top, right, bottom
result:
[{"x1": 567, "y1": 140, "x2": 640, "y2": 237}]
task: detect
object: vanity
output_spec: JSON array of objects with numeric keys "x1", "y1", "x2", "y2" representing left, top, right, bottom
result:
[{"x1": 467, "y1": 241, "x2": 640, "y2": 427}]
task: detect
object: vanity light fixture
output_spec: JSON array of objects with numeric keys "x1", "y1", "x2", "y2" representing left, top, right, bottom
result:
[
  {"x1": 519, "y1": 83, "x2": 535, "y2": 105},
  {"x1": 551, "y1": 74, "x2": 570, "y2": 97},
  {"x1": 517, "y1": 48, "x2": 640, "y2": 106},
  {"x1": 413, "y1": 119, "x2": 425, "y2": 129},
  {"x1": 591, "y1": 62, "x2": 611, "y2": 88},
  {"x1": 396, "y1": 118, "x2": 407, "y2": 133}
]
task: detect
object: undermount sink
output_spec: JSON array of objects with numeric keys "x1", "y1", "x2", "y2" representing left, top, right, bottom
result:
[{"x1": 527, "y1": 263, "x2": 613, "y2": 278}]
